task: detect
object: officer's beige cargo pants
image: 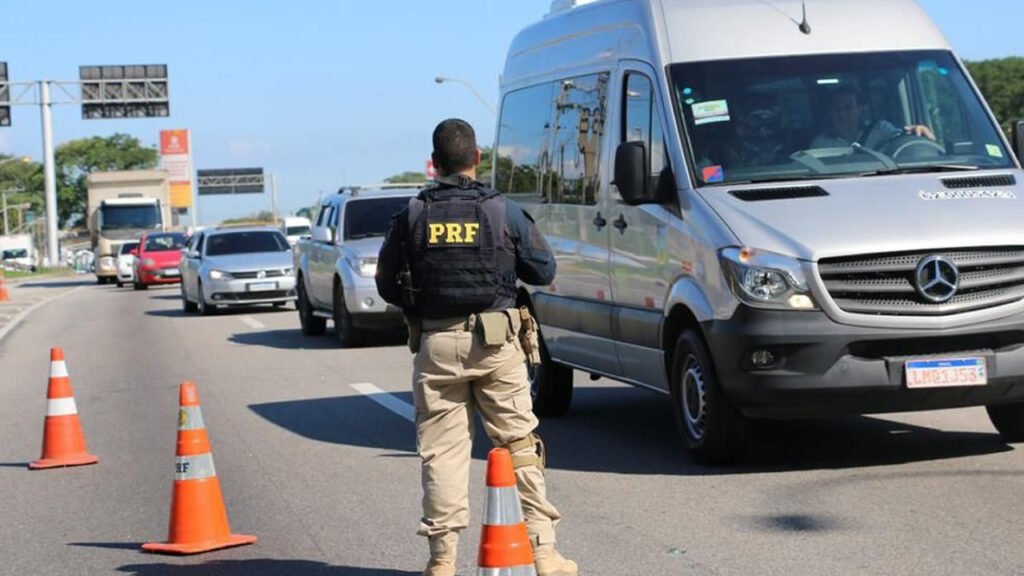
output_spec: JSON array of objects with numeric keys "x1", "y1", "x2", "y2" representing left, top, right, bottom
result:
[{"x1": 413, "y1": 315, "x2": 561, "y2": 550}]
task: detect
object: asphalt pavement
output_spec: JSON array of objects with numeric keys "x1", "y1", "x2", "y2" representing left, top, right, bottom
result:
[{"x1": 1, "y1": 279, "x2": 1023, "y2": 575}]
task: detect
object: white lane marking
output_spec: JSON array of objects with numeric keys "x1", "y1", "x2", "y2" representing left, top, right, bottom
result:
[
  {"x1": 238, "y1": 315, "x2": 266, "y2": 330},
  {"x1": 350, "y1": 382, "x2": 415, "y2": 422},
  {"x1": 0, "y1": 286, "x2": 85, "y2": 344}
]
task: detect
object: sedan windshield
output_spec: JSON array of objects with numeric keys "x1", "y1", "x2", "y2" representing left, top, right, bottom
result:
[
  {"x1": 344, "y1": 197, "x2": 411, "y2": 240},
  {"x1": 206, "y1": 231, "x2": 289, "y2": 256},
  {"x1": 672, "y1": 50, "x2": 1013, "y2": 186},
  {"x1": 119, "y1": 242, "x2": 139, "y2": 255}
]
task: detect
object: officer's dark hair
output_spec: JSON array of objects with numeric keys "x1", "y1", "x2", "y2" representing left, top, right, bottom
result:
[{"x1": 432, "y1": 119, "x2": 478, "y2": 176}]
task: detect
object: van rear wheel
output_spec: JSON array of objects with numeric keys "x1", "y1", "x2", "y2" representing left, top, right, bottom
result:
[
  {"x1": 670, "y1": 329, "x2": 746, "y2": 465},
  {"x1": 529, "y1": 336, "x2": 573, "y2": 417},
  {"x1": 987, "y1": 403, "x2": 1024, "y2": 442}
]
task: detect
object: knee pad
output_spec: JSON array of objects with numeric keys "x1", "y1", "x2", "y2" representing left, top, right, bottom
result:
[{"x1": 504, "y1": 432, "x2": 546, "y2": 471}]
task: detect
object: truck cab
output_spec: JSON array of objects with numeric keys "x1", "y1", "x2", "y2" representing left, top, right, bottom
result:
[{"x1": 294, "y1": 185, "x2": 422, "y2": 346}]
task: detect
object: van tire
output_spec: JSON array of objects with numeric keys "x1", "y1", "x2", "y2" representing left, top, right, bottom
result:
[
  {"x1": 333, "y1": 283, "x2": 361, "y2": 347},
  {"x1": 986, "y1": 403, "x2": 1024, "y2": 442},
  {"x1": 297, "y1": 278, "x2": 326, "y2": 336},
  {"x1": 530, "y1": 337, "x2": 573, "y2": 417},
  {"x1": 670, "y1": 329, "x2": 745, "y2": 465}
]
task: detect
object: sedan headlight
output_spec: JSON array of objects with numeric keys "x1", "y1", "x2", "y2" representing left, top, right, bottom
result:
[
  {"x1": 720, "y1": 247, "x2": 816, "y2": 310},
  {"x1": 208, "y1": 269, "x2": 233, "y2": 281},
  {"x1": 142, "y1": 258, "x2": 156, "y2": 267},
  {"x1": 346, "y1": 256, "x2": 377, "y2": 277}
]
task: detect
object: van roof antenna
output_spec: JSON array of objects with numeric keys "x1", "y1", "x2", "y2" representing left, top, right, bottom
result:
[
  {"x1": 756, "y1": 0, "x2": 812, "y2": 35},
  {"x1": 799, "y1": 1, "x2": 812, "y2": 35}
]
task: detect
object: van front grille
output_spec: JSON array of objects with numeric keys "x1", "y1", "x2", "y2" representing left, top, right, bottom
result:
[{"x1": 818, "y1": 248, "x2": 1024, "y2": 316}]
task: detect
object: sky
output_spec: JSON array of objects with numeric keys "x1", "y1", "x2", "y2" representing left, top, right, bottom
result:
[{"x1": 1, "y1": 0, "x2": 1022, "y2": 225}]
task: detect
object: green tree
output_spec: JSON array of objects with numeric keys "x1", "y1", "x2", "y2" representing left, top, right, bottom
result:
[
  {"x1": 965, "y1": 57, "x2": 1024, "y2": 137},
  {"x1": 55, "y1": 133, "x2": 158, "y2": 225},
  {"x1": 384, "y1": 171, "x2": 427, "y2": 184},
  {"x1": 221, "y1": 211, "x2": 274, "y2": 225},
  {"x1": 0, "y1": 155, "x2": 45, "y2": 231}
]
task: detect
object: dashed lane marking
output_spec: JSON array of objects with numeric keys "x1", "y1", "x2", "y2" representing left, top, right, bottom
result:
[
  {"x1": 350, "y1": 382, "x2": 415, "y2": 422},
  {"x1": 238, "y1": 315, "x2": 266, "y2": 330}
]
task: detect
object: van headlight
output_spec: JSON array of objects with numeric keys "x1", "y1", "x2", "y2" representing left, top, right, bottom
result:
[
  {"x1": 346, "y1": 256, "x2": 377, "y2": 277},
  {"x1": 720, "y1": 247, "x2": 817, "y2": 310}
]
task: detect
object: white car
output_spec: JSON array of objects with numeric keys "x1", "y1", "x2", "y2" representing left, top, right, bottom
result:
[
  {"x1": 280, "y1": 217, "x2": 312, "y2": 247},
  {"x1": 115, "y1": 241, "x2": 139, "y2": 288}
]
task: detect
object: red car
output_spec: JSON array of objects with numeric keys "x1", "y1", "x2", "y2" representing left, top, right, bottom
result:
[{"x1": 133, "y1": 232, "x2": 187, "y2": 290}]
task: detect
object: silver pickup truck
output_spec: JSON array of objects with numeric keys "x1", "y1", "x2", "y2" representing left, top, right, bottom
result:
[{"x1": 293, "y1": 185, "x2": 420, "y2": 346}]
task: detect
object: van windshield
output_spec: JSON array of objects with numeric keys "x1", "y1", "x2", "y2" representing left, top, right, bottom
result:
[
  {"x1": 671, "y1": 50, "x2": 1014, "y2": 186},
  {"x1": 343, "y1": 197, "x2": 410, "y2": 240}
]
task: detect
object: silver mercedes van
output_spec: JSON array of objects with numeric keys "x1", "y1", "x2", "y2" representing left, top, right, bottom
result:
[{"x1": 496, "y1": 0, "x2": 1024, "y2": 462}]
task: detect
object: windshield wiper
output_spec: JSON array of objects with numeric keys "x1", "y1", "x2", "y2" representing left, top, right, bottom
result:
[{"x1": 860, "y1": 164, "x2": 981, "y2": 177}]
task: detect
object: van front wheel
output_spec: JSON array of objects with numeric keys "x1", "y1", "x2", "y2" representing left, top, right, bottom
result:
[
  {"x1": 529, "y1": 337, "x2": 573, "y2": 417},
  {"x1": 987, "y1": 403, "x2": 1024, "y2": 442},
  {"x1": 670, "y1": 330, "x2": 746, "y2": 465}
]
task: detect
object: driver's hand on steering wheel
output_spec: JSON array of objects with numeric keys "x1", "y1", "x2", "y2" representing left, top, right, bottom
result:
[{"x1": 904, "y1": 125, "x2": 936, "y2": 141}]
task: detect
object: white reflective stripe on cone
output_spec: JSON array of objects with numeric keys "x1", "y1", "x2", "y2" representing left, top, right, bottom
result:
[
  {"x1": 177, "y1": 406, "x2": 206, "y2": 431},
  {"x1": 175, "y1": 453, "x2": 217, "y2": 481},
  {"x1": 484, "y1": 486, "x2": 526, "y2": 526},
  {"x1": 477, "y1": 566, "x2": 537, "y2": 576},
  {"x1": 50, "y1": 361, "x2": 69, "y2": 379},
  {"x1": 47, "y1": 397, "x2": 78, "y2": 416}
]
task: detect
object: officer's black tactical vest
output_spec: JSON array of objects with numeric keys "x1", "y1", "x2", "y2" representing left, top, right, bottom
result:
[{"x1": 407, "y1": 180, "x2": 517, "y2": 318}]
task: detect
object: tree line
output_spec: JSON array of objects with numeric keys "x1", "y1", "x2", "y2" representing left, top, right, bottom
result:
[{"x1": 1, "y1": 57, "x2": 1023, "y2": 230}]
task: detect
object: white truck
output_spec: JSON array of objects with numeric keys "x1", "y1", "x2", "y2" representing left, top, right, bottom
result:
[
  {"x1": 0, "y1": 233, "x2": 36, "y2": 271},
  {"x1": 87, "y1": 170, "x2": 173, "y2": 284}
]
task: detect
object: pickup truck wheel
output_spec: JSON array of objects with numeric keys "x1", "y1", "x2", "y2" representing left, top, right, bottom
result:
[
  {"x1": 334, "y1": 284, "x2": 361, "y2": 347},
  {"x1": 670, "y1": 329, "x2": 746, "y2": 465},
  {"x1": 530, "y1": 335, "x2": 573, "y2": 417},
  {"x1": 297, "y1": 279, "x2": 326, "y2": 336},
  {"x1": 987, "y1": 403, "x2": 1024, "y2": 442}
]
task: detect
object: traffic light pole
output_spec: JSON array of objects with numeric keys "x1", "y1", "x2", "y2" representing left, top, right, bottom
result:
[{"x1": 39, "y1": 81, "x2": 59, "y2": 266}]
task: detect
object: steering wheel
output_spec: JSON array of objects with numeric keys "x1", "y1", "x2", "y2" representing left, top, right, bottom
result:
[{"x1": 882, "y1": 134, "x2": 946, "y2": 161}]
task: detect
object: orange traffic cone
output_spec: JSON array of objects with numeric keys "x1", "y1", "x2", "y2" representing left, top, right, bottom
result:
[
  {"x1": 143, "y1": 381, "x2": 256, "y2": 555},
  {"x1": 477, "y1": 448, "x2": 536, "y2": 575},
  {"x1": 0, "y1": 270, "x2": 9, "y2": 302},
  {"x1": 29, "y1": 348, "x2": 99, "y2": 470}
]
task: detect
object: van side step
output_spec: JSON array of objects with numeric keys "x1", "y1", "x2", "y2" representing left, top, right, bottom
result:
[{"x1": 313, "y1": 310, "x2": 333, "y2": 319}]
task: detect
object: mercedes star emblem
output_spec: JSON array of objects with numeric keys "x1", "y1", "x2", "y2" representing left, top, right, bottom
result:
[{"x1": 915, "y1": 256, "x2": 959, "y2": 304}]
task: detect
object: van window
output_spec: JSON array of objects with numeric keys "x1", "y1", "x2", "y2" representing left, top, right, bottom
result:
[
  {"x1": 496, "y1": 73, "x2": 609, "y2": 206},
  {"x1": 315, "y1": 205, "x2": 329, "y2": 227},
  {"x1": 671, "y1": 50, "x2": 1013, "y2": 186},
  {"x1": 623, "y1": 73, "x2": 669, "y2": 192}
]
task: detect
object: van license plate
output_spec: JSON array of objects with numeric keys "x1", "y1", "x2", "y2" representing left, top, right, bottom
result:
[
  {"x1": 248, "y1": 282, "x2": 277, "y2": 292},
  {"x1": 905, "y1": 358, "x2": 987, "y2": 389}
]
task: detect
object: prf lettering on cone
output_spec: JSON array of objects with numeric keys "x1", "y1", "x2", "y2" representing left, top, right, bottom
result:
[
  {"x1": 477, "y1": 448, "x2": 537, "y2": 576},
  {"x1": 142, "y1": 381, "x2": 256, "y2": 555},
  {"x1": 29, "y1": 348, "x2": 99, "y2": 470}
]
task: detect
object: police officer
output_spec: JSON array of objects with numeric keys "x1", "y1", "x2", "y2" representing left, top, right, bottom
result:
[{"x1": 377, "y1": 119, "x2": 577, "y2": 576}]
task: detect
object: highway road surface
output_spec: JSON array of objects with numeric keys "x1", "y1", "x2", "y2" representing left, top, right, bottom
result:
[{"x1": 1, "y1": 278, "x2": 1023, "y2": 575}]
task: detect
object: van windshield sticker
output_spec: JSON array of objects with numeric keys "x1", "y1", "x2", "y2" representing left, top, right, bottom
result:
[
  {"x1": 692, "y1": 100, "x2": 731, "y2": 126},
  {"x1": 702, "y1": 165, "x2": 725, "y2": 183},
  {"x1": 986, "y1": 144, "x2": 1005, "y2": 159},
  {"x1": 919, "y1": 190, "x2": 1017, "y2": 201}
]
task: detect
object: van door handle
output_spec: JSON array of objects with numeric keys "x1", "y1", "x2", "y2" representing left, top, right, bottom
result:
[
  {"x1": 593, "y1": 212, "x2": 607, "y2": 230},
  {"x1": 613, "y1": 214, "x2": 628, "y2": 233}
]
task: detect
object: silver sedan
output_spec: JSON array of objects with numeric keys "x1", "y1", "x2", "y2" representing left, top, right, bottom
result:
[{"x1": 180, "y1": 227, "x2": 297, "y2": 315}]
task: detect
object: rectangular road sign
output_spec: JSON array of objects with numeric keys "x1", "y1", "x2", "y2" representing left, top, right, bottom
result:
[
  {"x1": 80, "y1": 64, "x2": 170, "y2": 119},
  {"x1": 0, "y1": 62, "x2": 9, "y2": 127},
  {"x1": 160, "y1": 129, "x2": 193, "y2": 209},
  {"x1": 197, "y1": 168, "x2": 265, "y2": 195}
]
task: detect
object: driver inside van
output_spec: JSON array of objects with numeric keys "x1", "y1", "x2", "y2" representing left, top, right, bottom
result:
[{"x1": 811, "y1": 87, "x2": 935, "y2": 150}]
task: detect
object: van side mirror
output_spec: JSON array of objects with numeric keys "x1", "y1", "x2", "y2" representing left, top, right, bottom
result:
[
  {"x1": 1012, "y1": 120, "x2": 1024, "y2": 164},
  {"x1": 614, "y1": 141, "x2": 653, "y2": 205}
]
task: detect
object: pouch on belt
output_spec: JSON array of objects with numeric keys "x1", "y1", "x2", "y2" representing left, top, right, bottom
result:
[{"x1": 476, "y1": 312, "x2": 509, "y2": 348}]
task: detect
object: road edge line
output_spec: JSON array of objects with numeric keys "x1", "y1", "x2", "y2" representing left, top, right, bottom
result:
[{"x1": 0, "y1": 286, "x2": 85, "y2": 344}]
